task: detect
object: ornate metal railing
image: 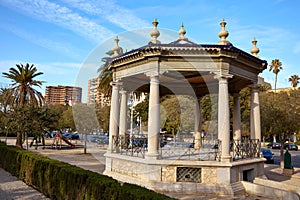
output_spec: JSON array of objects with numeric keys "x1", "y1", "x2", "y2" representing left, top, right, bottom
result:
[
  {"x1": 231, "y1": 139, "x2": 260, "y2": 161},
  {"x1": 159, "y1": 139, "x2": 221, "y2": 161},
  {"x1": 111, "y1": 135, "x2": 260, "y2": 162},
  {"x1": 112, "y1": 135, "x2": 147, "y2": 158}
]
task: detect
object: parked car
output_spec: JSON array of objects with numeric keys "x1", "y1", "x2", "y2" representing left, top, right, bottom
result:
[
  {"x1": 284, "y1": 143, "x2": 298, "y2": 151},
  {"x1": 131, "y1": 138, "x2": 148, "y2": 147},
  {"x1": 89, "y1": 136, "x2": 107, "y2": 143},
  {"x1": 261, "y1": 148, "x2": 274, "y2": 164},
  {"x1": 164, "y1": 141, "x2": 190, "y2": 148},
  {"x1": 267, "y1": 142, "x2": 281, "y2": 149},
  {"x1": 70, "y1": 133, "x2": 80, "y2": 140}
]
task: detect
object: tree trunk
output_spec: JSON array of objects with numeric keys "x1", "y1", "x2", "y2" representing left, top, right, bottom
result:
[
  {"x1": 275, "y1": 74, "x2": 278, "y2": 93},
  {"x1": 280, "y1": 140, "x2": 284, "y2": 168},
  {"x1": 16, "y1": 132, "x2": 23, "y2": 149}
]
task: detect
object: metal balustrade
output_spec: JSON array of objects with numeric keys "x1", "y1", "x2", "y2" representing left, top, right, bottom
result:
[
  {"x1": 111, "y1": 135, "x2": 260, "y2": 161},
  {"x1": 112, "y1": 135, "x2": 147, "y2": 158},
  {"x1": 160, "y1": 139, "x2": 221, "y2": 161},
  {"x1": 232, "y1": 139, "x2": 260, "y2": 161}
]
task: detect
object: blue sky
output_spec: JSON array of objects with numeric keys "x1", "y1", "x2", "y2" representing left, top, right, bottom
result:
[{"x1": 1, "y1": 0, "x2": 300, "y2": 102}]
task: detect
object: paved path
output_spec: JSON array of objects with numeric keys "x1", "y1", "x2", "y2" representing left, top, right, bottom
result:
[{"x1": 0, "y1": 168, "x2": 49, "y2": 200}]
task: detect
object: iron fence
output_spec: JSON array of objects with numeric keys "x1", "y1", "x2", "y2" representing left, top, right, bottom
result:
[
  {"x1": 112, "y1": 135, "x2": 147, "y2": 158},
  {"x1": 111, "y1": 135, "x2": 259, "y2": 161},
  {"x1": 232, "y1": 138, "x2": 260, "y2": 161}
]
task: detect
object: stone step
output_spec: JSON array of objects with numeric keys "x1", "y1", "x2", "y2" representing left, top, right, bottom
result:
[{"x1": 231, "y1": 181, "x2": 246, "y2": 195}]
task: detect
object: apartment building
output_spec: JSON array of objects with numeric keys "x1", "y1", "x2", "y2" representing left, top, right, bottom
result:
[
  {"x1": 87, "y1": 77, "x2": 110, "y2": 106},
  {"x1": 45, "y1": 85, "x2": 82, "y2": 105}
]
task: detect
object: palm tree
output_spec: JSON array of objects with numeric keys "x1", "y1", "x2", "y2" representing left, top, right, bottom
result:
[
  {"x1": 269, "y1": 59, "x2": 283, "y2": 93},
  {"x1": 97, "y1": 39, "x2": 123, "y2": 102},
  {"x1": 288, "y1": 75, "x2": 300, "y2": 89},
  {"x1": 97, "y1": 63, "x2": 113, "y2": 98},
  {"x1": 0, "y1": 87, "x2": 10, "y2": 113},
  {"x1": 2, "y1": 63, "x2": 45, "y2": 148}
]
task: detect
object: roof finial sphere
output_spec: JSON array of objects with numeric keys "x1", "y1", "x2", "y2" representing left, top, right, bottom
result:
[
  {"x1": 218, "y1": 18, "x2": 231, "y2": 45},
  {"x1": 251, "y1": 37, "x2": 260, "y2": 57},
  {"x1": 178, "y1": 22, "x2": 188, "y2": 40},
  {"x1": 149, "y1": 18, "x2": 161, "y2": 44},
  {"x1": 112, "y1": 35, "x2": 121, "y2": 57}
]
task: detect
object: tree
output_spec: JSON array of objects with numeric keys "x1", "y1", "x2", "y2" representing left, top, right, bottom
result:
[
  {"x1": 2, "y1": 63, "x2": 44, "y2": 148},
  {"x1": 2, "y1": 63, "x2": 44, "y2": 108},
  {"x1": 96, "y1": 104, "x2": 110, "y2": 132},
  {"x1": 58, "y1": 106, "x2": 75, "y2": 131},
  {"x1": 269, "y1": 59, "x2": 282, "y2": 93},
  {"x1": 260, "y1": 89, "x2": 300, "y2": 168},
  {"x1": 288, "y1": 75, "x2": 300, "y2": 89},
  {"x1": 46, "y1": 104, "x2": 68, "y2": 131},
  {"x1": 97, "y1": 65, "x2": 113, "y2": 98},
  {"x1": 160, "y1": 95, "x2": 195, "y2": 136},
  {"x1": 73, "y1": 104, "x2": 99, "y2": 133},
  {"x1": 0, "y1": 87, "x2": 10, "y2": 113},
  {"x1": 134, "y1": 94, "x2": 149, "y2": 126}
]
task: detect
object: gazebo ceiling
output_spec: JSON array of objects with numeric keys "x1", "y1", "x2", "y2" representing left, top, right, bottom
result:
[{"x1": 105, "y1": 19, "x2": 267, "y2": 97}]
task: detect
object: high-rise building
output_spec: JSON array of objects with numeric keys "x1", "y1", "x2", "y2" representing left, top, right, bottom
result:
[
  {"x1": 87, "y1": 77, "x2": 110, "y2": 106},
  {"x1": 45, "y1": 85, "x2": 82, "y2": 105}
]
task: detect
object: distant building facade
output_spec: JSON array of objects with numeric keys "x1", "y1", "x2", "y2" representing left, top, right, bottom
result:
[
  {"x1": 87, "y1": 77, "x2": 110, "y2": 106},
  {"x1": 45, "y1": 85, "x2": 82, "y2": 105}
]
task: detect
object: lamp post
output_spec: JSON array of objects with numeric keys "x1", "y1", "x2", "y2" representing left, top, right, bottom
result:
[
  {"x1": 129, "y1": 92, "x2": 134, "y2": 140},
  {"x1": 84, "y1": 128, "x2": 87, "y2": 154}
]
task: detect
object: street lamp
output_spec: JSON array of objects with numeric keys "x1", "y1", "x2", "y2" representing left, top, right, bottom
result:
[{"x1": 129, "y1": 92, "x2": 134, "y2": 138}]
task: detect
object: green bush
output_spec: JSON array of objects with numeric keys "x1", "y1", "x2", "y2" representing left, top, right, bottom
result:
[{"x1": 0, "y1": 142, "x2": 172, "y2": 200}]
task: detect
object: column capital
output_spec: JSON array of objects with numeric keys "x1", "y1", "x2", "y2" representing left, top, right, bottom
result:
[
  {"x1": 119, "y1": 88, "x2": 127, "y2": 94},
  {"x1": 213, "y1": 73, "x2": 233, "y2": 81},
  {"x1": 249, "y1": 83, "x2": 260, "y2": 91},
  {"x1": 110, "y1": 81, "x2": 122, "y2": 87},
  {"x1": 145, "y1": 71, "x2": 160, "y2": 78}
]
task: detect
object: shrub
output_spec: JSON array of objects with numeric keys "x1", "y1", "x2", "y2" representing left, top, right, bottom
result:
[{"x1": 0, "y1": 142, "x2": 172, "y2": 200}]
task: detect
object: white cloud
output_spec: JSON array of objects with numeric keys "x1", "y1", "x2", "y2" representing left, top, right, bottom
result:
[
  {"x1": 60, "y1": 0, "x2": 149, "y2": 30},
  {"x1": 0, "y1": 0, "x2": 115, "y2": 43},
  {"x1": 229, "y1": 24, "x2": 294, "y2": 55},
  {"x1": 0, "y1": 60, "x2": 81, "y2": 79},
  {"x1": 0, "y1": 23, "x2": 83, "y2": 59},
  {"x1": 36, "y1": 62, "x2": 81, "y2": 75}
]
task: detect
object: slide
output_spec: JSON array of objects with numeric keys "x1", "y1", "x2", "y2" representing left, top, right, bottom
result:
[{"x1": 60, "y1": 135, "x2": 75, "y2": 148}]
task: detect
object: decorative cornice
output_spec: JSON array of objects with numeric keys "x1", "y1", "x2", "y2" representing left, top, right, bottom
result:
[{"x1": 108, "y1": 43, "x2": 267, "y2": 74}]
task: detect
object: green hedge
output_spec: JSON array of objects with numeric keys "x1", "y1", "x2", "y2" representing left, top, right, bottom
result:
[{"x1": 0, "y1": 142, "x2": 173, "y2": 200}]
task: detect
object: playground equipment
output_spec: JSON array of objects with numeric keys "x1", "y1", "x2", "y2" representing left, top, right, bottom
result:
[{"x1": 52, "y1": 132, "x2": 75, "y2": 148}]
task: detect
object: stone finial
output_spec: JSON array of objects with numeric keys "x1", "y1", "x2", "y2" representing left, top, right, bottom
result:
[
  {"x1": 251, "y1": 37, "x2": 260, "y2": 57},
  {"x1": 218, "y1": 19, "x2": 231, "y2": 45},
  {"x1": 178, "y1": 23, "x2": 188, "y2": 40},
  {"x1": 112, "y1": 36, "x2": 120, "y2": 57},
  {"x1": 149, "y1": 18, "x2": 161, "y2": 44}
]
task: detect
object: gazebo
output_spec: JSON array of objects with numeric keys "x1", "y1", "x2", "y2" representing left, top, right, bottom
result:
[{"x1": 103, "y1": 19, "x2": 267, "y2": 196}]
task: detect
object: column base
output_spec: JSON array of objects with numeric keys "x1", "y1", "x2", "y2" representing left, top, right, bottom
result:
[
  {"x1": 145, "y1": 152, "x2": 160, "y2": 160},
  {"x1": 221, "y1": 155, "x2": 232, "y2": 162}
]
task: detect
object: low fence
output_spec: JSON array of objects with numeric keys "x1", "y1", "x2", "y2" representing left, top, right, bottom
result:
[{"x1": 111, "y1": 135, "x2": 261, "y2": 161}]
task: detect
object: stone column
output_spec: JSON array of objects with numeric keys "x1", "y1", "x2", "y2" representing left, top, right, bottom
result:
[
  {"x1": 108, "y1": 82, "x2": 120, "y2": 152},
  {"x1": 250, "y1": 84, "x2": 261, "y2": 140},
  {"x1": 119, "y1": 89, "x2": 128, "y2": 138},
  {"x1": 215, "y1": 74, "x2": 232, "y2": 162},
  {"x1": 232, "y1": 93, "x2": 242, "y2": 141},
  {"x1": 146, "y1": 74, "x2": 160, "y2": 159},
  {"x1": 194, "y1": 98, "x2": 202, "y2": 149}
]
